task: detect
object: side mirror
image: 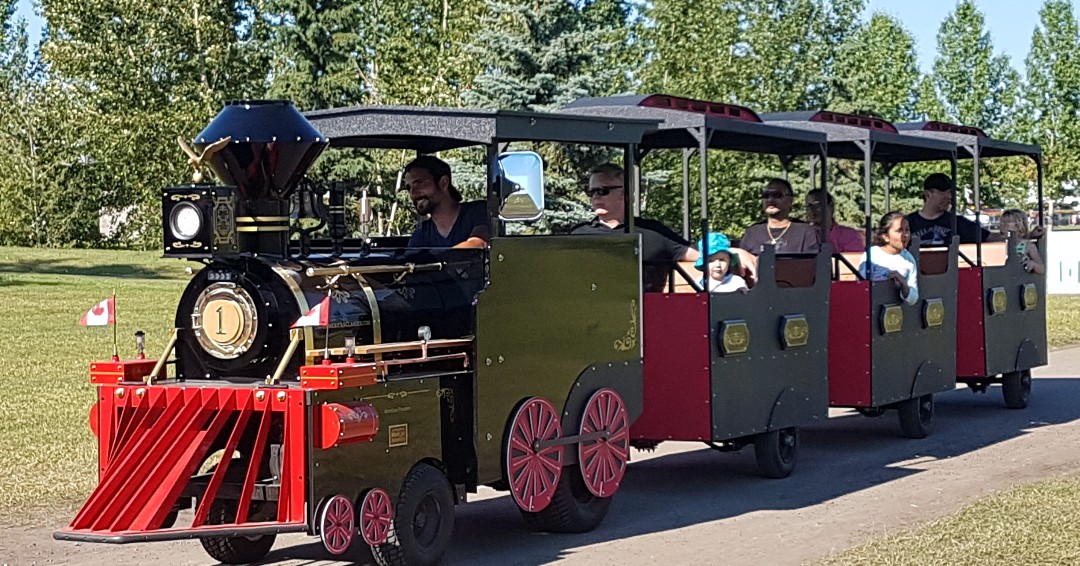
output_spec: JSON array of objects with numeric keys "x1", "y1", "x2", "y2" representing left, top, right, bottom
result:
[{"x1": 497, "y1": 151, "x2": 544, "y2": 221}]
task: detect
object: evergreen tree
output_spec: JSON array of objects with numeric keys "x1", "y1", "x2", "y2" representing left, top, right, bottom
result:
[{"x1": 463, "y1": 0, "x2": 637, "y2": 231}]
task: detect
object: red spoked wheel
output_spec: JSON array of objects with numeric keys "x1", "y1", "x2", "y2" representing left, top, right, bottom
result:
[
  {"x1": 506, "y1": 397, "x2": 564, "y2": 512},
  {"x1": 578, "y1": 388, "x2": 630, "y2": 497},
  {"x1": 318, "y1": 494, "x2": 355, "y2": 555},
  {"x1": 359, "y1": 487, "x2": 393, "y2": 546}
]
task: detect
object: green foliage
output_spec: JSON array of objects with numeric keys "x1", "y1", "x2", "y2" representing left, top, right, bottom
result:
[
  {"x1": 1020, "y1": 0, "x2": 1080, "y2": 201},
  {"x1": 35, "y1": 0, "x2": 269, "y2": 247},
  {"x1": 922, "y1": 0, "x2": 1020, "y2": 133},
  {"x1": 463, "y1": 0, "x2": 636, "y2": 231},
  {"x1": 919, "y1": 0, "x2": 1026, "y2": 209},
  {"x1": 639, "y1": 0, "x2": 869, "y2": 236}
]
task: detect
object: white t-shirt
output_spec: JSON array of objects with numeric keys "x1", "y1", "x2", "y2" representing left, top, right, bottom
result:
[
  {"x1": 857, "y1": 247, "x2": 919, "y2": 305},
  {"x1": 702, "y1": 272, "x2": 748, "y2": 293}
]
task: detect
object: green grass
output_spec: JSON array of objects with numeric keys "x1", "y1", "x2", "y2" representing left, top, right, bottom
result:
[
  {"x1": 816, "y1": 474, "x2": 1080, "y2": 566},
  {"x1": 0, "y1": 247, "x2": 189, "y2": 523},
  {"x1": 1048, "y1": 295, "x2": 1080, "y2": 349}
]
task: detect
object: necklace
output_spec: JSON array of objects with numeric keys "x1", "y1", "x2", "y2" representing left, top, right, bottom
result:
[{"x1": 767, "y1": 222, "x2": 791, "y2": 245}]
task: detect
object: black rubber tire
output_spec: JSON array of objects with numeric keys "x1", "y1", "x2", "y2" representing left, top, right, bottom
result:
[
  {"x1": 372, "y1": 463, "x2": 455, "y2": 566},
  {"x1": 753, "y1": 427, "x2": 798, "y2": 479},
  {"x1": 520, "y1": 464, "x2": 611, "y2": 533},
  {"x1": 1002, "y1": 370, "x2": 1032, "y2": 409},
  {"x1": 199, "y1": 499, "x2": 277, "y2": 564},
  {"x1": 897, "y1": 394, "x2": 934, "y2": 439}
]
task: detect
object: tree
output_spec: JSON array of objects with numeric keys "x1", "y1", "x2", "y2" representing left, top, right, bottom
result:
[
  {"x1": 832, "y1": 13, "x2": 920, "y2": 121},
  {"x1": 38, "y1": 0, "x2": 269, "y2": 246},
  {"x1": 260, "y1": 0, "x2": 487, "y2": 237},
  {"x1": 919, "y1": 0, "x2": 1023, "y2": 208},
  {"x1": 1021, "y1": 0, "x2": 1080, "y2": 201},
  {"x1": 463, "y1": 0, "x2": 638, "y2": 231},
  {"x1": 639, "y1": 0, "x2": 868, "y2": 236},
  {"x1": 921, "y1": 0, "x2": 1019, "y2": 133}
]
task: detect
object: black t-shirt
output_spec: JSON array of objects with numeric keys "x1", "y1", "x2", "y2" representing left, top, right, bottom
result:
[
  {"x1": 569, "y1": 216, "x2": 690, "y2": 264},
  {"x1": 570, "y1": 216, "x2": 690, "y2": 291},
  {"x1": 906, "y1": 211, "x2": 990, "y2": 246},
  {"x1": 408, "y1": 201, "x2": 489, "y2": 247},
  {"x1": 739, "y1": 220, "x2": 821, "y2": 254}
]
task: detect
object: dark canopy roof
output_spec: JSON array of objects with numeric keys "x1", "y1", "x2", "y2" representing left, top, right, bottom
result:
[
  {"x1": 762, "y1": 111, "x2": 956, "y2": 163},
  {"x1": 303, "y1": 105, "x2": 659, "y2": 152},
  {"x1": 561, "y1": 95, "x2": 827, "y2": 156},
  {"x1": 896, "y1": 121, "x2": 1041, "y2": 159}
]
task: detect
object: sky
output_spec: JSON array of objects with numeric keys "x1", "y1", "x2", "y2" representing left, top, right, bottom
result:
[{"x1": 9, "y1": 1, "x2": 1077, "y2": 74}]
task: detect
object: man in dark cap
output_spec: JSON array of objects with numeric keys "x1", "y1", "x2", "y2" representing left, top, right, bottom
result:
[
  {"x1": 906, "y1": 173, "x2": 1000, "y2": 246},
  {"x1": 403, "y1": 155, "x2": 490, "y2": 248}
]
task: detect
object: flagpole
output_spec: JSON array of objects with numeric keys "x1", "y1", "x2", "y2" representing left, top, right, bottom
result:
[
  {"x1": 111, "y1": 290, "x2": 119, "y2": 361},
  {"x1": 322, "y1": 289, "x2": 332, "y2": 364}
]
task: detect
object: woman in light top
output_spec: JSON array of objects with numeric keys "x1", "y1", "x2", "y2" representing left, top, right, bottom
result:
[
  {"x1": 858, "y1": 211, "x2": 918, "y2": 305},
  {"x1": 999, "y1": 209, "x2": 1045, "y2": 274}
]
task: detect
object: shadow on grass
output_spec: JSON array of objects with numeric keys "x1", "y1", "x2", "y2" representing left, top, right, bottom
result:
[
  {"x1": 0, "y1": 258, "x2": 180, "y2": 280},
  {"x1": 257, "y1": 378, "x2": 1080, "y2": 566},
  {"x1": 0, "y1": 278, "x2": 68, "y2": 287}
]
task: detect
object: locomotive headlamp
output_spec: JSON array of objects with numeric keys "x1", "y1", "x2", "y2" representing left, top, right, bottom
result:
[
  {"x1": 169, "y1": 202, "x2": 203, "y2": 240},
  {"x1": 162, "y1": 186, "x2": 237, "y2": 258}
]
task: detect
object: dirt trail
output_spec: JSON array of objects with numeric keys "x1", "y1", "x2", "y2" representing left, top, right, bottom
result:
[{"x1": 5, "y1": 349, "x2": 1080, "y2": 566}]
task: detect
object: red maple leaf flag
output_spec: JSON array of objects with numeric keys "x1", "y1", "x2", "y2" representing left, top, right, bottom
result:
[
  {"x1": 79, "y1": 297, "x2": 116, "y2": 327},
  {"x1": 291, "y1": 296, "x2": 331, "y2": 328}
]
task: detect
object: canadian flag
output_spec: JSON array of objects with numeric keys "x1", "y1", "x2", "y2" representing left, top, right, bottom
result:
[
  {"x1": 79, "y1": 297, "x2": 116, "y2": 327},
  {"x1": 292, "y1": 296, "x2": 331, "y2": 328}
]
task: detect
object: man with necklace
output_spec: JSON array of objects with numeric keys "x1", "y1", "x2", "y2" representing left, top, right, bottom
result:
[{"x1": 739, "y1": 178, "x2": 821, "y2": 255}]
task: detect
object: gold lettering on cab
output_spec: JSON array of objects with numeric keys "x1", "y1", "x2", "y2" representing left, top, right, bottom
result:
[{"x1": 388, "y1": 424, "x2": 409, "y2": 447}]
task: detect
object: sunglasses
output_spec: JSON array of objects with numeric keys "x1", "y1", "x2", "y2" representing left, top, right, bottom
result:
[
  {"x1": 585, "y1": 185, "x2": 623, "y2": 197},
  {"x1": 761, "y1": 190, "x2": 793, "y2": 199}
]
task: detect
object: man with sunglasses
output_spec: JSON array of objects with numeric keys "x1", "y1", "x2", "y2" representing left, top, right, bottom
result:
[
  {"x1": 403, "y1": 155, "x2": 490, "y2": 248},
  {"x1": 570, "y1": 163, "x2": 699, "y2": 291},
  {"x1": 739, "y1": 178, "x2": 821, "y2": 254}
]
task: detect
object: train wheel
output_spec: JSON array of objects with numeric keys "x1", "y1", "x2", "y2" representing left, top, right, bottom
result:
[
  {"x1": 897, "y1": 394, "x2": 934, "y2": 439},
  {"x1": 200, "y1": 499, "x2": 277, "y2": 564},
  {"x1": 578, "y1": 388, "x2": 630, "y2": 497},
  {"x1": 360, "y1": 488, "x2": 394, "y2": 546},
  {"x1": 521, "y1": 464, "x2": 612, "y2": 533},
  {"x1": 318, "y1": 494, "x2": 355, "y2": 556},
  {"x1": 505, "y1": 397, "x2": 563, "y2": 512},
  {"x1": 753, "y1": 427, "x2": 798, "y2": 479},
  {"x1": 1002, "y1": 370, "x2": 1032, "y2": 409},
  {"x1": 372, "y1": 463, "x2": 455, "y2": 566}
]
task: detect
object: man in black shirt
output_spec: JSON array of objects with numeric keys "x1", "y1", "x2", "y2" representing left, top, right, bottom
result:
[
  {"x1": 570, "y1": 163, "x2": 699, "y2": 290},
  {"x1": 739, "y1": 178, "x2": 821, "y2": 254},
  {"x1": 404, "y1": 155, "x2": 490, "y2": 248},
  {"x1": 906, "y1": 173, "x2": 1000, "y2": 246}
]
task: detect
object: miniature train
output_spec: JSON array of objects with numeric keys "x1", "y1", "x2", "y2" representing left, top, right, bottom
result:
[{"x1": 54, "y1": 95, "x2": 1047, "y2": 566}]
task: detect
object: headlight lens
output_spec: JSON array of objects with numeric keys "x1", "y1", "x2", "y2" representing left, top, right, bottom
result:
[{"x1": 170, "y1": 202, "x2": 202, "y2": 240}]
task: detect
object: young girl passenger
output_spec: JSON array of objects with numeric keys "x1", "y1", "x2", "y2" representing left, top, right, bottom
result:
[
  {"x1": 999, "y1": 209, "x2": 1045, "y2": 274},
  {"x1": 858, "y1": 212, "x2": 918, "y2": 305},
  {"x1": 695, "y1": 233, "x2": 748, "y2": 293}
]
